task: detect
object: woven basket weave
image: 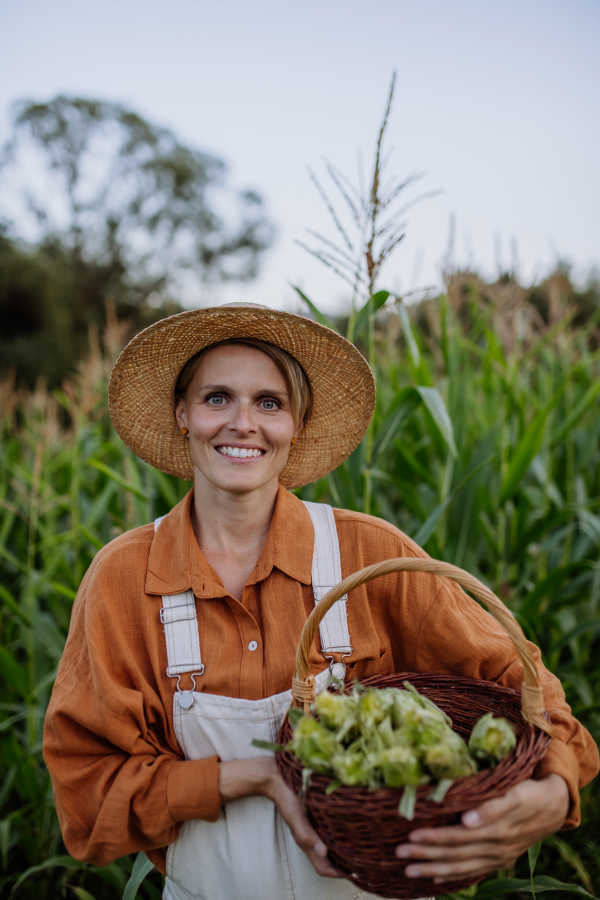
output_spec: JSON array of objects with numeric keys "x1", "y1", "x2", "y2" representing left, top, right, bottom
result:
[{"x1": 277, "y1": 557, "x2": 553, "y2": 900}]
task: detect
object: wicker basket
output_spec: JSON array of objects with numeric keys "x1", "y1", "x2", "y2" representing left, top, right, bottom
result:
[{"x1": 276, "y1": 557, "x2": 553, "y2": 900}]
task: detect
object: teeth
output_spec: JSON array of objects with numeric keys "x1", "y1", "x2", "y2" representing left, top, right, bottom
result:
[{"x1": 218, "y1": 446, "x2": 263, "y2": 458}]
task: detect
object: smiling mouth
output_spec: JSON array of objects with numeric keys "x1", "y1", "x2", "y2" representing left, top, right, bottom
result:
[{"x1": 215, "y1": 446, "x2": 266, "y2": 459}]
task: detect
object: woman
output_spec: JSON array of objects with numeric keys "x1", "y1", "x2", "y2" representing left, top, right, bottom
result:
[{"x1": 44, "y1": 304, "x2": 598, "y2": 900}]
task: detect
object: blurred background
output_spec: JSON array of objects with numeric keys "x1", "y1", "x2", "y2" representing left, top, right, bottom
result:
[
  {"x1": 1, "y1": 3, "x2": 600, "y2": 899},
  {"x1": 1, "y1": 0, "x2": 599, "y2": 385}
]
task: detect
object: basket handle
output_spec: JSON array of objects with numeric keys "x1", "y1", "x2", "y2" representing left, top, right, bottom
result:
[{"x1": 292, "y1": 556, "x2": 553, "y2": 736}]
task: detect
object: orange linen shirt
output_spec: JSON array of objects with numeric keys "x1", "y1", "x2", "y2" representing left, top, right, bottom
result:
[{"x1": 43, "y1": 486, "x2": 599, "y2": 874}]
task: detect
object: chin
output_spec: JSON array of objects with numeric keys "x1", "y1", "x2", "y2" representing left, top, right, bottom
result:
[{"x1": 202, "y1": 467, "x2": 280, "y2": 494}]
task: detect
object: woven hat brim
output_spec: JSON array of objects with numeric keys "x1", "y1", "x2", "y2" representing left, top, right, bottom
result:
[{"x1": 108, "y1": 305, "x2": 376, "y2": 489}]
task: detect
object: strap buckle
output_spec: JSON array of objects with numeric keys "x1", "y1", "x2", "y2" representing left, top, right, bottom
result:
[
  {"x1": 323, "y1": 646, "x2": 353, "y2": 684},
  {"x1": 312, "y1": 586, "x2": 348, "y2": 602},
  {"x1": 160, "y1": 605, "x2": 197, "y2": 625},
  {"x1": 170, "y1": 671, "x2": 205, "y2": 710}
]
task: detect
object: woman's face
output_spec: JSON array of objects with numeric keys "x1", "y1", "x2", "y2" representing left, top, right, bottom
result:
[{"x1": 175, "y1": 343, "x2": 302, "y2": 495}]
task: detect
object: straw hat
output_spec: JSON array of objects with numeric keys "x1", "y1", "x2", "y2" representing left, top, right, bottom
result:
[{"x1": 108, "y1": 304, "x2": 376, "y2": 489}]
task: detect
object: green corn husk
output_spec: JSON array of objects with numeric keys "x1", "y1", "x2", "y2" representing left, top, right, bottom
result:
[
  {"x1": 378, "y1": 745, "x2": 424, "y2": 788},
  {"x1": 468, "y1": 713, "x2": 517, "y2": 764},
  {"x1": 427, "y1": 778, "x2": 454, "y2": 803},
  {"x1": 272, "y1": 684, "x2": 516, "y2": 810},
  {"x1": 357, "y1": 688, "x2": 396, "y2": 732},
  {"x1": 314, "y1": 690, "x2": 359, "y2": 741},
  {"x1": 402, "y1": 681, "x2": 453, "y2": 728},
  {"x1": 288, "y1": 715, "x2": 341, "y2": 773},
  {"x1": 402, "y1": 705, "x2": 449, "y2": 748},
  {"x1": 389, "y1": 688, "x2": 422, "y2": 728},
  {"x1": 332, "y1": 744, "x2": 378, "y2": 787},
  {"x1": 399, "y1": 784, "x2": 418, "y2": 820},
  {"x1": 422, "y1": 729, "x2": 477, "y2": 780}
]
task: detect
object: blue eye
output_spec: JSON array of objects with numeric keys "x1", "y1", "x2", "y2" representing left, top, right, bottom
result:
[
  {"x1": 262, "y1": 399, "x2": 278, "y2": 410},
  {"x1": 208, "y1": 395, "x2": 225, "y2": 406}
]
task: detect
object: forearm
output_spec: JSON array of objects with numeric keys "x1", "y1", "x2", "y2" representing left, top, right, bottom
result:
[
  {"x1": 218, "y1": 757, "x2": 276, "y2": 804},
  {"x1": 218, "y1": 758, "x2": 339, "y2": 878}
]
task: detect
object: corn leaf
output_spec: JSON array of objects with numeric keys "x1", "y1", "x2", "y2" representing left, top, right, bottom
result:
[
  {"x1": 415, "y1": 386, "x2": 458, "y2": 458},
  {"x1": 291, "y1": 285, "x2": 338, "y2": 331},
  {"x1": 87, "y1": 460, "x2": 149, "y2": 500},
  {"x1": 397, "y1": 301, "x2": 421, "y2": 369},
  {"x1": 501, "y1": 406, "x2": 549, "y2": 505},
  {"x1": 9, "y1": 856, "x2": 87, "y2": 898},
  {"x1": 0, "y1": 646, "x2": 29, "y2": 699},
  {"x1": 352, "y1": 291, "x2": 390, "y2": 341},
  {"x1": 122, "y1": 852, "x2": 154, "y2": 900},
  {"x1": 550, "y1": 381, "x2": 600, "y2": 449},
  {"x1": 70, "y1": 888, "x2": 99, "y2": 900},
  {"x1": 472, "y1": 876, "x2": 595, "y2": 899}
]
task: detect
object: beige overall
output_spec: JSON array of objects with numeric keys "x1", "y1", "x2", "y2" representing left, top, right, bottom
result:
[{"x1": 157, "y1": 502, "x2": 384, "y2": 900}]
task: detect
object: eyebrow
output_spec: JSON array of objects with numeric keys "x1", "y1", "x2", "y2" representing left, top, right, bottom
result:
[{"x1": 199, "y1": 384, "x2": 289, "y2": 398}]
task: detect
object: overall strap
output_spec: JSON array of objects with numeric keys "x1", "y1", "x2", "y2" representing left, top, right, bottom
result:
[
  {"x1": 154, "y1": 504, "x2": 352, "y2": 695},
  {"x1": 154, "y1": 518, "x2": 204, "y2": 685},
  {"x1": 302, "y1": 501, "x2": 352, "y2": 661}
]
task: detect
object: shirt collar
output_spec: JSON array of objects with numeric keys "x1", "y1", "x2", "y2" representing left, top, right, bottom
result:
[{"x1": 145, "y1": 484, "x2": 313, "y2": 598}]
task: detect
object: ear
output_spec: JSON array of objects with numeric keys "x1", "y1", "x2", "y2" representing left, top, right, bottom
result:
[
  {"x1": 294, "y1": 419, "x2": 305, "y2": 440},
  {"x1": 174, "y1": 397, "x2": 187, "y2": 432}
]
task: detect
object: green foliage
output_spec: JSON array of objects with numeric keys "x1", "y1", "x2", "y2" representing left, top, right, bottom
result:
[
  {"x1": 0, "y1": 346, "x2": 181, "y2": 897},
  {"x1": 0, "y1": 234, "x2": 184, "y2": 388},
  {"x1": 1, "y1": 270, "x2": 599, "y2": 896},
  {"x1": 0, "y1": 94, "x2": 274, "y2": 386}
]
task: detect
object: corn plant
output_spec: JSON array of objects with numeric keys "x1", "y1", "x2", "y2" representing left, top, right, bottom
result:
[
  {"x1": 0, "y1": 347, "x2": 187, "y2": 898},
  {"x1": 298, "y1": 274, "x2": 600, "y2": 896},
  {"x1": 1, "y1": 272, "x2": 599, "y2": 896}
]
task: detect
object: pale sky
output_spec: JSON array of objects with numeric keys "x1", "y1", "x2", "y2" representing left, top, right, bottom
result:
[{"x1": 1, "y1": 0, "x2": 598, "y2": 315}]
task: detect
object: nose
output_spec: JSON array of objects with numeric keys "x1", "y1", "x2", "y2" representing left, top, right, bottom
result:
[{"x1": 228, "y1": 400, "x2": 257, "y2": 436}]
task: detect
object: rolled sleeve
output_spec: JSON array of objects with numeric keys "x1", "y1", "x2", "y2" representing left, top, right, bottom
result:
[
  {"x1": 533, "y1": 739, "x2": 582, "y2": 829},
  {"x1": 167, "y1": 757, "x2": 221, "y2": 823}
]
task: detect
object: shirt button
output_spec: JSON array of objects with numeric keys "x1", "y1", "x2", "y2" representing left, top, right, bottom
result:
[{"x1": 248, "y1": 640, "x2": 258, "y2": 652}]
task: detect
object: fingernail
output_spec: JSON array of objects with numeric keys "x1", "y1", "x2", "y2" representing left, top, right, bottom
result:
[
  {"x1": 463, "y1": 810, "x2": 480, "y2": 827},
  {"x1": 405, "y1": 865, "x2": 421, "y2": 878},
  {"x1": 395, "y1": 846, "x2": 411, "y2": 858},
  {"x1": 314, "y1": 841, "x2": 327, "y2": 857}
]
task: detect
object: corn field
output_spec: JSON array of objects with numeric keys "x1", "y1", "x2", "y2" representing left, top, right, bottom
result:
[{"x1": 1, "y1": 272, "x2": 599, "y2": 899}]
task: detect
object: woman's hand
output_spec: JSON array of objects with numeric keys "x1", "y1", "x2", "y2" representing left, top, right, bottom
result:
[
  {"x1": 395, "y1": 773, "x2": 570, "y2": 884},
  {"x1": 219, "y1": 758, "x2": 340, "y2": 878}
]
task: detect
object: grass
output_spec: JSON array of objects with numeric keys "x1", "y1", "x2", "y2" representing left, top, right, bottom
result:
[{"x1": 0, "y1": 270, "x2": 599, "y2": 898}]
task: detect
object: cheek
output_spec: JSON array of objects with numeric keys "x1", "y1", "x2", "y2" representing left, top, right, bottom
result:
[
  {"x1": 188, "y1": 410, "x2": 224, "y2": 441},
  {"x1": 268, "y1": 417, "x2": 297, "y2": 446}
]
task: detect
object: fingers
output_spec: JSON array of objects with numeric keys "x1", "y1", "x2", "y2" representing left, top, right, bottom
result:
[
  {"x1": 403, "y1": 782, "x2": 539, "y2": 848},
  {"x1": 402, "y1": 852, "x2": 520, "y2": 884},
  {"x1": 404, "y1": 820, "x2": 513, "y2": 847},
  {"x1": 397, "y1": 839, "x2": 514, "y2": 863},
  {"x1": 394, "y1": 778, "x2": 570, "y2": 884},
  {"x1": 271, "y1": 777, "x2": 340, "y2": 878},
  {"x1": 396, "y1": 837, "x2": 523, "y2": 881},
  {"x1": 305, "y1": 845, "x2": 341, "y2": 878}
]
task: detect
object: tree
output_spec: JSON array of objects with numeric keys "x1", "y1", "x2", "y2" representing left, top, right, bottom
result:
[{"x1": 0, "y1": 96, "x2": 273, "y2": 385}]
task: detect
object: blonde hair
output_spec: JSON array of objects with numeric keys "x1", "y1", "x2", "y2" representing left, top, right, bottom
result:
[{"x1": 174, "y1": 338, "x2": 313, "y2": 426}]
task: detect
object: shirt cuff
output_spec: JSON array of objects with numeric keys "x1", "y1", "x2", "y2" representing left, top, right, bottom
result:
[
  {"x1": 167, "y1": 756, "x2": 221, "y2": 824},
  {"x1": 533, "y1": 739, "x2": 580, "y2": 829}
]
